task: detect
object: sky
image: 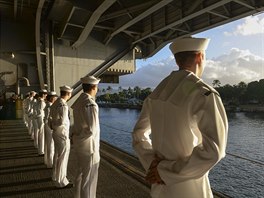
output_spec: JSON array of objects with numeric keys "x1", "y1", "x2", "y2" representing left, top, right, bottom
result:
[{"x1": 112, "y1": 13, "x2": 264, "y2": 89}]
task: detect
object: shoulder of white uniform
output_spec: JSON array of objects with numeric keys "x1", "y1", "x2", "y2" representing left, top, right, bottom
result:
[
  {"x1": 184, "y1": 73, "x2": 220, "y2": 97},
  {"x1": 58, "y1": 100, "x2": 65, "y2": 106},
  {"x1": 149, "y1": 73, "x2": 173, "y2": 98},
  {"x1": 196, "y1": 81, "x2": 220, "y2": 97},
  {"x1": 53, "y1": 99, "x2": 66, "y2": 108},
  {"x1": 85, "y1": 97, "x2": 97, "y2": 107}
]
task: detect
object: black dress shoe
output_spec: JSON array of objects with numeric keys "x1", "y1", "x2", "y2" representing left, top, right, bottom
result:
[{"x1": 62, "y1": 183, "x2": 73, "y2": 188}]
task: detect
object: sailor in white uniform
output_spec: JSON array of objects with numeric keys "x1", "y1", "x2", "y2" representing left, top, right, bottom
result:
[
  {"x1": 23, "y1": 93, "x2": 30, "y2": 127},
  {"x1": 25, "y1": 91, "x2": 36, "y2": 138},
  {"x1": 32, "y1": 94, "x2": 40, "y2": 148},
  {"x1": 132, "y1": 37, "x2": 228, "y2": 198},
  {"x1": 44, "y1": 91, "x2": 58, "y2": 168},
  {"x1": 50, "y1": 85, "x2": 72, "y2": 188},
  {"x1": 71, "y1": 76, "x2": 100, "y2": 198},
  {"x1": 36, "y1": 89, "x2": 48, "y2": 155}
]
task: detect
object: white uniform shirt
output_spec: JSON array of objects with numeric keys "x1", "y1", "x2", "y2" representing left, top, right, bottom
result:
[
  {"x1": 24, "y1": 97, "x2": 31, "y2": 114},
  {"x1": 27, "y1": 97, "x2": 34, "y2": 117},
  {"x1": 71, "y1": 93, "x2": 100, "y2": 155},
  {"x1": 133, "y1": 70, "x2": 228, "y2": 198},
  {"x1": 44, "y1": 102, "x2": 52, "y2": 124},
  {"x1": 50, "y1": 98, "x2": 70, "y2": 139},
  {"x1": 36, "y1": 98, "x2": 46, "y2": 119},
  {"x1": 32, "y1": 99, "x2": 38, "y2": 119}
]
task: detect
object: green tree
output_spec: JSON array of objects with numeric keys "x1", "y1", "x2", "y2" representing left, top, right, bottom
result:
[
  {"x1": 106, "y1": 86, "x2": 112, "y2": 93},
  {"x1": 216, "y1": 84, "x2": 235, "y2": 104},
  {"x1": 235, "y1": 81, "x2": 247, "y2": 104},
  {"x1": 212, "y1": 79, "x2": 221, "y2": 88},
  {"x1": 103, "y1": 93, "x2": 111, "y2": 103},
  {"x1": 111, "y1": 93, "x2": 120, "y2": 103},
  {"x1": 140, "y1": 88, "x2": 152, "y2": 100},
  {"x1": 246, "y1": 81, "x2": 259, "y2": 102},
  {"x1": 258, "y1": 79, "x2": 264, "y2": 104},
  {"x1": 128, "y1": 87, "x2": 133, "y2": 98},
  {"x1": 134, "y1": 86, "x2": 141, "y2": 99},
  {"x1": 121, "y1": 89, "x2": 128, "y2": 98}
]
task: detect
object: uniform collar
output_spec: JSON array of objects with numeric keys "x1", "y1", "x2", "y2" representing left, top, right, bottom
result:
[
  {"x1": 60, "y1": 97, "x2": 67, "y2": 103},
  {"x1": 83, "y1": 92, "x2": 95, "y2": 100}
]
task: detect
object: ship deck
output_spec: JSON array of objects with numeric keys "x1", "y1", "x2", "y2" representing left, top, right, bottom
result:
[{"x1": 0, "y1": 120, "x2": 225, "y2": 198}]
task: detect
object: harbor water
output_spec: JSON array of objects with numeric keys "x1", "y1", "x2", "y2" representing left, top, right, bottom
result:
[{"x1": 99, "y1": 108, "x2": 264, "y2": 198}]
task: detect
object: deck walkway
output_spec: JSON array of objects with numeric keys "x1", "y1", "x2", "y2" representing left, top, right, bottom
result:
[
  {"x1": 0, "y1": 120, "x2": 150, "y2": 198},
  {"x1": 0, "y1": 120, "x2": 227, "y2": 198}
]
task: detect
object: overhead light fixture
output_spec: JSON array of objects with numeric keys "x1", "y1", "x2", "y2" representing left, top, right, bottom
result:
[{"x1": 11, "y1": 53, "x2": 15, "y2": 59}]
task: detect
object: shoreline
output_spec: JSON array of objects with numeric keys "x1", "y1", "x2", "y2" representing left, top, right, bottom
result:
[
  {"x1": 98, "y1": 103, "x2": 142, "y2": 110},
  {"x1": 98, "y1": 103, "x2": 264, "y2": 112},
  {"x1": 225, "y1": 105, "x2": 264, "y2": 113}
]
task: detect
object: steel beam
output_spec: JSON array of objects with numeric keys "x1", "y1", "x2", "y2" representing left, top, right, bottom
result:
[
  {"x1": 35, "y1": 0, "x2": 45, "y2": 89},
  {"x1": 59, "y1": 6, "x2": 76, "y2": 38},
  {"x1": 72, "y1": 0, "x2": 117, "y2": 48},
  {"x1": 98, "y1": 1, "x2": 155, "y2": 23},
  {"x1": 132, "y1": 0, "x2": 233, "y2": 44},
  {"x1": 70, "y1": 44, "x2": 135, "y2": 98},
  {"x1": 207, "y1": 10, "x2": 229, "y2": 19},
  {"x1": 105, "y1": 0, "x2": 173, "y2": 45},
  {"x1": 149, "y1": 6, "x2": 264, "y2": 58},
  {"x1": 14, "y1": 0, "x2": 17, "y2": 19},
  {"x1": 233, "y1": 0, "x2": 255, "y2": 9}
]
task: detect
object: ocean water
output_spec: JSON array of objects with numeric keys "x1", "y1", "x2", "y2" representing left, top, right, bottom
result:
[{"x1": 99, "y1": 108, "x2": 264, "y2": 198}]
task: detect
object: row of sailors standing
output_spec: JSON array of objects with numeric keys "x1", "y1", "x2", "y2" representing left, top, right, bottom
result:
[
  {"x1": 22, "y1": 76, "x2": 101, "y2": 197},
  {"x1": 23, "y1": 90, "x2": 58, "y2": 161},
  {"x1": 23, "y1": 37, "x2": 228, "y2": 198},
  {"x1": 23, "y1": 87, "x2": 72, "y2": 187},
  {"x1": 50, "y1": 85, "x2": 73, "y2": 187}
]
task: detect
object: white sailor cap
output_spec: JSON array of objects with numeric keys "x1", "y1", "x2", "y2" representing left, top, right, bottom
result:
[
  {"x1": 30, "y1": 91, "x2": 36, "y2": 94},
  {"x1": 59, "y1": 85, "x2": 73, "y2": 92},
  {"x1": 169, "y1": 37, "x2": 210, "y2": 54},
  {"x1": 81, "y1": 76, "x2": 100, "y2": 85},
  {"x1": 48, "y1": 91, "x2": 57, "y2": 96},
  {"x1": 39, "y1": 89, "x2": 48, "y2": 93}
]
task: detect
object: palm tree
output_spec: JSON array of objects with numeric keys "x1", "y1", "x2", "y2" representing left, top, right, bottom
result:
[
  {"x1": 134, "y1": 86, "x2": 141, "y2": 99},
  {"x1": 212, "y1": 79, "x2": 221, "y2": 88},
  {"x1": 106, "y1": 86, "x2": 112, "y2": 93},
  {"x1": 118, "y1": 86, "x2": 122, "y2": 93},
  {"x1": 128, "y1": 87, "x2": 133, "y2": 98}
]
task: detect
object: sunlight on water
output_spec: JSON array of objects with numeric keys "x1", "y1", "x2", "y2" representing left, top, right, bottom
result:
[{"x1": 99, "y1": 108, "x2": 264, "y2": 198}]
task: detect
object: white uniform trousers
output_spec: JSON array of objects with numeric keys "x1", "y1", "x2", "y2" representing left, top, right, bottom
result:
[
  {"x1": 24, "y1": 112, "x2": 28, "y2": 127},
  {"x1": 27, "y1": 117, "x2": 33, "y2": 136},
  {"x1": 74, "y1": 151, "x2": 100, "y2": 198},
  {"x1": 52, "y1": 133, "x2": 70, "y2": 187},
  {"x1": 44, "y1": 123, "x2": 54, "y2": 168},
  {"x1": 33, "y1": 118, "x2": 39, "y2": 148},
  {"x1": 37, "y1": 117, "x2": 45, "y2": 155}
]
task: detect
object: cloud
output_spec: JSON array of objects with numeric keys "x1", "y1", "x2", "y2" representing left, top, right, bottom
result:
[
  {"x1": 119, "y1": 55, "x2": 177, "y2": 88},
  {"x1": 203, "y1": 48, "x2": 264, "y2": 85},
  {"x1": 224, "y1": 15, "x2": 264, "y2": 36},
  {"x1": 119, "y1": 48, "x2": 264, "y2": 88}
]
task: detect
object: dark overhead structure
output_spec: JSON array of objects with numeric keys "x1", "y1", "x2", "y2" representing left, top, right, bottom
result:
[
  {"x1": 1, "y1": 0, "x2": 263, "y2": 57},
  {"x1": 0, "y1": 0, "x2": 263, "y2": 95}
]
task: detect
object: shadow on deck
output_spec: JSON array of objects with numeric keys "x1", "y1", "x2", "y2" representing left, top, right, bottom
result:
[
  {"x1": 0, "y1": 120, "x2": 150, "y2": 198},
  {"x1": 0, "y1": 120, "x2": 227, "y2": 198}
]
